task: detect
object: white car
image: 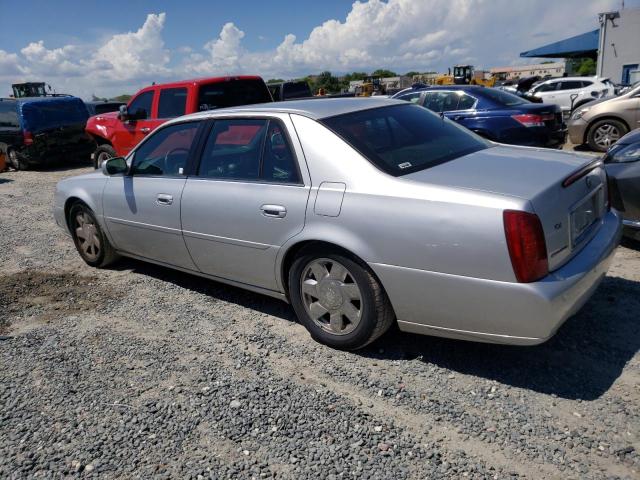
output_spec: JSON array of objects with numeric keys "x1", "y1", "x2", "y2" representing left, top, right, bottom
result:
[{"x1": 527, "y1": 77, "x2": 615, "y2": 112}]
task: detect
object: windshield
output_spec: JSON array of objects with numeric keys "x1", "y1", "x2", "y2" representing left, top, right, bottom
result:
[
  {"x1": 321, "y1": 104, "x2": 490, "y2": 176},
  {"x1": 482, "y1": 88, "x2": 528, "y2": 106}
]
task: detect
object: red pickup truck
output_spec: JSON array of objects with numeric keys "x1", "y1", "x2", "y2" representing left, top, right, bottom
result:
[{"x1": 86, "y1": 75, "x2": 272, "y2": 167}]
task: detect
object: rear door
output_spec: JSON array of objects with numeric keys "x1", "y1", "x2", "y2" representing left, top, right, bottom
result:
[
  {"x1": 180, "y1": 114, "x2": 310, "y2": 291},
  {"x1": 103, "y1": 121, "x2": 201, "y2": 269}
]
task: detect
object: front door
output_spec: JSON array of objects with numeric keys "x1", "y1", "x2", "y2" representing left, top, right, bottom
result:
[
  {"x1": 180, "y1": 117, "x2": 310, "y2": 291},
  {"x1": 103, "y1": 121, "x2": 201, "y2": 269},
  {"x1": 113, "y1": 89, "x2": 162, "y2": 156}
]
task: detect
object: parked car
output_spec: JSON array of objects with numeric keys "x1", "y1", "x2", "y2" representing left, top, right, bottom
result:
[
  {"x1": 392, "y1": 85, "x2": 565, "y2": 148},
  {"x1": 604, "y1": 129, "x2": 640, "y2": 240},
  {"x1": 84, "y1": 100, "x2": 125, "y2": 116},
  {"x1": 85, "y1": 75, "x2": 272, "y2": 168},
  {"x1": 55, "y1": 98, "x2": 621, "y2": 350},
  {"x1": 267, "y1": 81, "x2": 311, "y2": 101},
  {"x1": 526, "y1": 76, "x2": 615, "y2": 112},
  {"x1": 0, "y1": 96, "x2": 93, "y2": 170},
  {"x1": 568, "y1": 82, "x2": 640, "y2": 152}
]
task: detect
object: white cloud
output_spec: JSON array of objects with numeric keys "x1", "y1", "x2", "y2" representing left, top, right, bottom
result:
[{"x1": 0, "y1": 0, "x2": 622, "y2": 98}]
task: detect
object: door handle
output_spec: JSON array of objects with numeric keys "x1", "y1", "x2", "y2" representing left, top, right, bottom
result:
[
  {"x1": 260, "y1": 204, "x2": 287, "y2": 218},
  {"x1": 140, "y1": 127, "x2": 151, "y2": 134},
  {"x1": 156, "y1": 193, "x2": 173, "y2": 205}
]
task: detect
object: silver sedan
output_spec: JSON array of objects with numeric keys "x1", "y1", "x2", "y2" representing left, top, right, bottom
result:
[{"x1": 54, "y1": 98, "x2": 622, "y2": 349}]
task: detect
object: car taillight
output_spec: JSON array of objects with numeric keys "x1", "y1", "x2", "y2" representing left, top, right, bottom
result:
[
  {"x1": 503, "y1": 210, "x2": 549, "y2": 283},
  {"x1": 511, "y1": 114, "x2": 544, "y2": 127},
  {"x1": 23, "y1": 130, "x2": 33, "y2": 145}
]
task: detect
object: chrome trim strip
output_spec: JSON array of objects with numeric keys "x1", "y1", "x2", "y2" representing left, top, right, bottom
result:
[
  {"x1": 623, "y1": 219, "x2": 640, "y2": 228},
  {"x1": 182, "y1": 230, "x2": 272, "y2": 250},
  {"x1": 106, "y1": 217, "x2": 182, "y2": 236}
]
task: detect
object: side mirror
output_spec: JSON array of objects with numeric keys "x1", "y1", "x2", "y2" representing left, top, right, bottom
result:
[
  {"x1": 102, "y1": 156, "x2": 128, "y2": 175},
  {"x1": 118, "y1": 105, "x2": 129, "y2": 121}
]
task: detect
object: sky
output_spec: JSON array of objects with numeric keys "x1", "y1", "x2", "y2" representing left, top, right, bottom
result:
[{"x1": 0, "y1": 0, "x2": 637, "y2": 99}]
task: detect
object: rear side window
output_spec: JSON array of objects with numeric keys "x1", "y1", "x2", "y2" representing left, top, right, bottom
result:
[
  {"x1": 197, "y1": 80, "x2": 272, "y2": 111},
  {"x1": 0, "y1": 101, "x2": 19, "y2": 128},
  {"x1": 558, "y1": 81, "x2": 583, "y2": 90},
  {"x1": 131, "y1": 122, "x2": 199, "y2": 176},
  {"x1": 478, "y1": 88, "x2": 527, "y2": 106},
  {"x1": 158, "y1": 88, "x2": 187, "y2": 118},
  {"x1": 397, "y1": 92, "x2": 423, "y2": 104},
  {"x1": 128, "y1": 91, "x2": 154, "y2": 119},
  {"x1": 457, "y1": 94, "x2": 477, "y2": 110},
  {"x1": 423, "y1": 91, "x2": 460, "y2": 112},
  {"x1": 535, "y1": 82, "x2": 557, "y2": 93},
  {"x1": 321, "y1": 104, "x2": 489, "y2": 176}
]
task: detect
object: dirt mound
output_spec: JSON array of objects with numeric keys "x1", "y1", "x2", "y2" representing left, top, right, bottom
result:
[{"x1": 0, "y1": 270, "x2": 116, "y2": 333}]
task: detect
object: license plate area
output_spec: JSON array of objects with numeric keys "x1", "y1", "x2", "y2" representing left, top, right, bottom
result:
[{"x1": 570, "y1": 186, "x2": 604, "y2": 247}]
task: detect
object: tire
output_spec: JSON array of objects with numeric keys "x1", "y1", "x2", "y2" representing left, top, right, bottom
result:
[
  {"x1": 8, "y1": 149, "x2": 29, "y2": 171},
  {"x1": 68, "y1": 203, "x2": 118, "y2": 268},
  {"x1": 93, "y1": 144, "x2": 116, "y2": 169},
  {"x1": 587, "y1": 119, "x2": 628, "y2": 153},
  {"x1": 288, "y1": 247, "x2": 395, "y2": 350}
]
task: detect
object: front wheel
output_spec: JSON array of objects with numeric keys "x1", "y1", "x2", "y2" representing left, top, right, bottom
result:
[
  {"x1": 93, "y1": 144, "x2": 116, "y2": 169},
  {"x1": 69, "y1": 203, "x2": 118, "y2": 267},
  {"x1": 8, "y1": 149, "x2": 28, "y2": 171},
  {"x1": 289, "y1": 248, "x2": 395, "y2": 350},
  {"x1": 587, "y1": 119, "x2": 628, "y2": 152}
]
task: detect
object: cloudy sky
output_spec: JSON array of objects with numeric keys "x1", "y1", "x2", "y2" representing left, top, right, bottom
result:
[{"x1": 0, "y1": 0, "x2": 636, "y2": 98}]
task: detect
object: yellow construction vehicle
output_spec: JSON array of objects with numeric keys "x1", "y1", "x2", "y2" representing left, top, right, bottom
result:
[
  {"x1": 436, "y1": 65, "x2": 496, "y2": 87},
  {"x1": 355, "y1": 76, "x2": 386, "y2": 97}
]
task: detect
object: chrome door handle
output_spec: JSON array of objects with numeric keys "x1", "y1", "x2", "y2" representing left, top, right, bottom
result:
[
  {"x1": 156, "y1": 193, "x2": 173, "y2": 205},
  {"x1": 261, "y1": 204, "x2": 287, "y2": 218},
  {"x1": 140, "y1": 127, "x2": 151, "y2": 134}
]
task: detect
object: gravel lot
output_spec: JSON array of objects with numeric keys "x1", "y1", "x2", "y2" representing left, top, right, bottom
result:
[{"x1": 0, "y1": 165, "x2": 638, "y2": 479}]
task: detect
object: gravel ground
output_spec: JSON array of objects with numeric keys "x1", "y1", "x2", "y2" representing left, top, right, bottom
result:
[{"x1": 0, "y1": 166, "x2": 638, "y2": 479}]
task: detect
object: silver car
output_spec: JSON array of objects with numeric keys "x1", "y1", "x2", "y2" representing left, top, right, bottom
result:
[{"x1": 54, "y1": 98, "x2": 622, "y2": 350}]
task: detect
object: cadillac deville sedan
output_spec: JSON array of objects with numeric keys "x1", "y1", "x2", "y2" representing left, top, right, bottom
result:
[{"x1": 54, "y1": 98, "x2": 622, "y2": 350}]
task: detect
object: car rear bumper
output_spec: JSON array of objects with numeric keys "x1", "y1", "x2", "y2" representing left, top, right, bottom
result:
[
  {"x1": 498, "y1": 127, "x2": 566, "y2": 149},
  {"x1": 568, "y1": 118, "x2": 588, "y2": 145},
  {"x1": 371, "y1": 210, "x2": 622, "y2": 345}
]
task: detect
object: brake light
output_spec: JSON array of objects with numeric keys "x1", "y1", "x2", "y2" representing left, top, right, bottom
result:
[
  {"x1": 503, "y1": 210, "x2": 549, "y2": 283},
  {"x1": 511, "y1": 114, "x2": 544, "y2": 127},
  {"x1": 562, "y1": 159, "x2": 603, "y2": 188},
  {"x1": 23, "y1": 130, "x2": 33, "y2": 145}
]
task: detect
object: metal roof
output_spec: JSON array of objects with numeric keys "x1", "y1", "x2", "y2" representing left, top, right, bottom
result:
[
  {"x1": 520, "y1": 30, "x2": 599, "y2": 59},
  {"x1": 181, "y1": 97, "x2": 405, "y2": 121}
]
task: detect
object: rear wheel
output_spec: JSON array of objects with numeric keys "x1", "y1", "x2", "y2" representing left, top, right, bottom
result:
[
  {"x1": 587, "y1": 119, "x2": 628, "y2": 152},
  {"x1": 93, "y1": 144, "x2": 116, "y2": 169},
  {"x1": 289, "y1": 247, "x2": 394, "y2": 350},
  {"x1": 69, "y1": 203, "x2": 118, "y2": 268},
  {"x1": 8, "y1": 149, "x2": 28, "y2": 171}
]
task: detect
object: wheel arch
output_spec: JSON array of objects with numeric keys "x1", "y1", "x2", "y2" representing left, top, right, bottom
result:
[{"x1": 88, "y1": 133, "x2": 113, "y2": 147}]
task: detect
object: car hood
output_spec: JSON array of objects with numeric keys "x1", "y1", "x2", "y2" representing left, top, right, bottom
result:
[
  {"x1": 404, "y1": 145, "x2": 594, "y2": 199},
  {"x1": 613, "y1": 128, "x2": 640, "y2": 146}
]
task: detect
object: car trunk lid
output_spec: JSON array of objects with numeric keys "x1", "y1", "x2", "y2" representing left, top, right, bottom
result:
[{"x1": 404, "y1": 145, "x2": 607, "y2": 271}]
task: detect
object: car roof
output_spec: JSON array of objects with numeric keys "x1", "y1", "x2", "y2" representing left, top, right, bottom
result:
[
  {"x1": 139, "y1": 75, "x2": 265, "y2": 90},
  {"x1": 539, "y1": 76, "x2": 599, "y2": 83},
  {"x1": 175, "y1": 97, "x2": 406, "y2": 122}
]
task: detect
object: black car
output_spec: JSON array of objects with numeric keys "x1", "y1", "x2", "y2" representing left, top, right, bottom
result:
[
  {"x1": 84, "y1": 100, "x2": 125, "y2": 116},
  {"x1": 605, "y1": 129, "x2": 640, "y2": 240},
  {"x1": 392, "y1": 85, "x2": 565, "y2": 148},
  {"x1": 267, "y1": 81, "x2": 312, "y2": 101},
  {"x1": 0, "y1": 96, "x2": 94, "y2": 170}
]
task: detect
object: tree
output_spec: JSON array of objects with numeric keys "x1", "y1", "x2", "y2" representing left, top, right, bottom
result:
[
  {"x1": 91, "y1": 94, "x2": 107, "y2": 102},
  {"x1": 266, "y1": 78, "x2": 285, "y2": 84},
  {"x1": 110, "y1": 94, "x2": 132, "y2": 102},
  {"x1": 371, "y1": 69, "x2": 397, "y2": 78},
  {"x1": 311, "y1": 71, "x2": 341, "y2": 94},
  {"x1": 576, "y1": 58, "x2": 596, "y2": 76}
]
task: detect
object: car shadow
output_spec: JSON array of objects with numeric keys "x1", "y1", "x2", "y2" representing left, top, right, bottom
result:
[
  {"x1": 0, "y1": 178, "x2": 13, "y2": 184},
  {"x1": 111, "y1": 258, "x2": 639, "y2": 401}
]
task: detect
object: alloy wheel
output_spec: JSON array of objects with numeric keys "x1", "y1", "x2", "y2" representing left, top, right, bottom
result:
[
  {"x1": 74, "y1": 211, "x2": 101, "y2": 261},
  {"x1": 300, "y1": 258, "x2": 363, "y2": 336},
  {"x1": 593, "y1": 124, "x2": 621, "y2": 149}
]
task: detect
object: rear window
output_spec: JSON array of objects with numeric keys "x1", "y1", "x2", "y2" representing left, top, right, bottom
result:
[
  {"x1": 197, "y1": 79, "x2": 272, "y2": 111},
  {"x1": 0, "y1": 101, "x2": 19, "y2": 128},
  {"x1": 321, "y1": 104, "x2": 489, "y2": 176},
  {"x1": 482, "y1": 88, "x2": 528, "y2": 106},
  {"x1": 19, "y1": 98, "x2": 89, "y2": 133}
]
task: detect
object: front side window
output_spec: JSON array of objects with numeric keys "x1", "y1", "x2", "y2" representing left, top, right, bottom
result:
[
  {"x1": 322, "y1": 104, "x2": 489, "y2": 176},
  {"x1": 158, "y1": 88, "x2": 187, "y2": 118},
  {"x1": 534, "y1": 82, "x2": 557, "y2": 93},
  {"x1": 131, "y1": 122, "x2": 199, "y2": 176},
  {"x1": 456, "y1": 93, "x2": 477, "y2": 110},
  {"x1": 128, "y1": 91, "x2": 154, "y2": 119}
]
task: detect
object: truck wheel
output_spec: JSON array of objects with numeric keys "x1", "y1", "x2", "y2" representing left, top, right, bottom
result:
[
  {"x1": 288, "y1": 247, "x2": 395, "y2": 350},
  {"x1": 94, "y1": 145, "x2": 116, "y2": 169},
  {"x1": 69, "y1": 203, "x2": 118, "y2": 268},
  {"x1": 587, "y1": 119, "x2": 628, "y2": 152},
  {"x1": 7, "y1": 149, "x2": 28, "y2": 171}
]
